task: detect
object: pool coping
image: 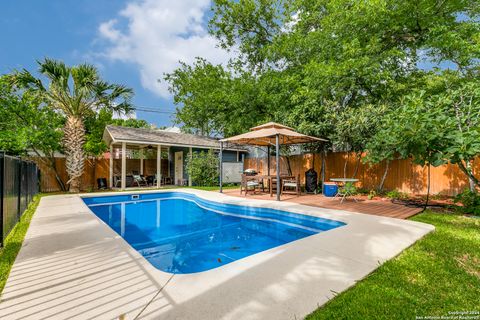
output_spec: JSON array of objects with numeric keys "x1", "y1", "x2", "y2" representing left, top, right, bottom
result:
[{"x1": 0, "y1": 189, "x2": 435, "y2": 320}]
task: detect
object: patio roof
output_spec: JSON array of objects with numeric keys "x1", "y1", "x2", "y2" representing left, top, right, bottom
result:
[
  {"x1": 220, "y1": 122, "x2": 327, "y2": 146},
  {"x1": 103, "y1": 125, "x2": 244, "y2": 150}
]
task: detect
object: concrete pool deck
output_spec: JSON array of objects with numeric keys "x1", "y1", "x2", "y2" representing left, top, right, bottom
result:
[{"x1": 0, "y1": 189, "x2": 434, "y2": 320}]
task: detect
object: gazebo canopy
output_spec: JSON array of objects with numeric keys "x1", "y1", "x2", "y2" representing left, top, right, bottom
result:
[
  {"x1": 219, "y1": 122, "x2": 327, "y2": 200},
  {"x1": 220, "y1": 122, "x2": 327, "y2": 146}
]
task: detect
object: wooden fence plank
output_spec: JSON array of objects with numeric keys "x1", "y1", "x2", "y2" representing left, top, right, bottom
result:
[{"x1": 245, "y1": 152, "x2": 479, "y2": 196}]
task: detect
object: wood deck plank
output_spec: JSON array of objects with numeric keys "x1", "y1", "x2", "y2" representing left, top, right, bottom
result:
[{"x1": 222, "y1": 189, "x2": 421, "y2": 219}]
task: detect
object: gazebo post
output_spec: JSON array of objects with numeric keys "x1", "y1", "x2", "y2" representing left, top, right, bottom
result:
[
  {"x1": 275, "y1": 134, "x2": 280, "y2": 201},
  {"x1": 219, "y1": 141, "x2": 223, "y2": 193},
  {"x1": 267, "y1": 145, "x2": 270, "y2": 176}
]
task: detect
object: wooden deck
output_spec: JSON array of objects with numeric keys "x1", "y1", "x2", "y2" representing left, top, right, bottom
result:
[{"x1": 222, "y1": 189, "x2": 422, "y2": 219}]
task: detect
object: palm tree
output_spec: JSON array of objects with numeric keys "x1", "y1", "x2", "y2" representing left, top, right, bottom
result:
[{"x1": 11, "y1": 58, "x2": 133, "y2": 192}]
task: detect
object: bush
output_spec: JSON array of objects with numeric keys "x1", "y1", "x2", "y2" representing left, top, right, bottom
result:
[
  {"x1": 454, "y1": 189, "x2": 480, "y2": 216},
  {"x1": 186, "y1": 150, "x2": 219, "y2": 187},
  {"x1": 367, "y1": 189, "x2": 377, "y2": 200},
  {"x1": 385, "y1": 189, "x2": 409, "y2": 199},
  {"x1": 339, "y1": 182, "x2": 357, "y2": 195}
]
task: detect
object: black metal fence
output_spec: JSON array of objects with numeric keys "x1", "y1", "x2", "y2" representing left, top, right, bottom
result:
[{"x1": 0, "y1": 152, "x2": 39, "y2": 246}]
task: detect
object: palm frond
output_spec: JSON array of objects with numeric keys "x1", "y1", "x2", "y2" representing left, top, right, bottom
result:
[
  {"x1": 9, "y1": 69, "x2": 46, "y2": 92},
  {"x1": 71, "y1": 63, "x2": 98, "y2": 94},
  {"x1": 38, "y1": 58, "x2": 71, "y2": 93}
]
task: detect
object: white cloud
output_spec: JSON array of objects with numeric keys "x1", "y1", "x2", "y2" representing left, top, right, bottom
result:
[{"x1": 98, "y1": 0, "x2": 231, "y2": 98}]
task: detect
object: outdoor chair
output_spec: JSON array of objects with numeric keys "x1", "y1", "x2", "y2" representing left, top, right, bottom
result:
[
  {"x1": 132, "y1": 174, "x2": 148, "y2": 187},
  {"x1": 113, "y1": 176, "x2": 121, "y2": 188},
  {"x1": 240, "y1": 174, "x2": 262, "y2": 196},
  {"x1": 281, "y1": 175, "x2": 301, "y2": 196}
]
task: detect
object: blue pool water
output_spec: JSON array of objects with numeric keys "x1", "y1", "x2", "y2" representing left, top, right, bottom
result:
[{"x1": 83, "y1": 192, "x2": 345, "y2": 274}]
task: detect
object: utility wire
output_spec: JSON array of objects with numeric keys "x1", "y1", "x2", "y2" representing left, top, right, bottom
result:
[{"x1": 133, "y1": 106, "x2": 177, "y2": 114}]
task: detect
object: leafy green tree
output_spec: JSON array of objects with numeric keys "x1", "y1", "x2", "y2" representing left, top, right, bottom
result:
[
  {"x1": 434, "y1": 81, "x2": 480, "y2": 190},
  {"x1": 165, "y1": 58, "x2": 273, "y2": 136},
  {"x1": 10, "y1": 58, "x2": 133, "y2": 192},
  {"x1": 174, "y1": 0, "x2": 479, "y2": 143},
  {"x1": 186, "y1": 150, "x2": 219, "y2": 186},
  {"x1": 0, "y1": 76, "x2": 67, "y2": 190},
  {"x1": 367, "y1": 79, "x2": 480, "y2": 194}
]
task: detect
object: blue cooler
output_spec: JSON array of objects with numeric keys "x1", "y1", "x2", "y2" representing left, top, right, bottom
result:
[{"x1": 323, "y1": 183, "x2": 338, "y2": 197}]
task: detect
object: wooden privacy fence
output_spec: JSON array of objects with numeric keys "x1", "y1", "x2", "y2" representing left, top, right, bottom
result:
[
  {"x1": 34, "y1": 157, "x2": 110, "y2": 192},
  {"x1": 245, "y1": 152, "x2": 480, "y2": 196},
  {"x1": 34, "y1": 152, "x2": 478, "y2": 196}
]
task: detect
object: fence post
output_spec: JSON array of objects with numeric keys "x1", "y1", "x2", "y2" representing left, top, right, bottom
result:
[
  {"x1": 17, "y1": 158, "x2": 22, "y2": 218},
  {"x1": 0, "y1": 151, "x2": 4, "y2": 247}
]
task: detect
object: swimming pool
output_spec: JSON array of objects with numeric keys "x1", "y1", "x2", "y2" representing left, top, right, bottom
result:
[{"x1": 83, "y1": 192, "x2": 346, "y2": 274}]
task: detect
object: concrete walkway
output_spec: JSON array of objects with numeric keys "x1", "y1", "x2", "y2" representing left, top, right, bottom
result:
[{"x1": 0, "y1": 190, "x2": 434, "y2": 320}]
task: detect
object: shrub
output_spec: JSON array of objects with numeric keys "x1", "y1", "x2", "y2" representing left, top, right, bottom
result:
[
  {"x1": 186, "y1": 150, "x2": 219, "y2": 187},
  {"x1": 339, "y1": 182, "x2": 357, "y2": 195},
  {"x1": 385, "y1": 189, "x2": 409, "y2": 199},
  {"x1": 454, "y1": 189, "x2": 480, "y2": 216},
  {"x1": 367, "y1": 189, "x2": 377, "y2": 200}
]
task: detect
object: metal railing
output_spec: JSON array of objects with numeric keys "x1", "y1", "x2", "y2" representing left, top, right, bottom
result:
[{"x1": 0, "y1": 152, "x2": 39, "y2": 246}]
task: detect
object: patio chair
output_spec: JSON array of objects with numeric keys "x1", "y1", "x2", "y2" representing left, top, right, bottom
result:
[
  {"x1": 281, "y1": 175, "x2": 301, "y2": 196},
  {"x1": 240, "y1": 174, "x2": 261, "y2": 196},
  {"x1": 113, "y1": 176, "x2": 121, "y2": 188},
  {"x1": 132, "y1": 174, "x2": 148, "y2": 187}
]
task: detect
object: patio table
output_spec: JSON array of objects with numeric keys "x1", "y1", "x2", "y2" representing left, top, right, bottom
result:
[
  {"x1": 257, "y1": 175, "x2": 296, "y2": 197},
  {"x1": 330, "y1": 178, "x2": 359, "y2": 203}
]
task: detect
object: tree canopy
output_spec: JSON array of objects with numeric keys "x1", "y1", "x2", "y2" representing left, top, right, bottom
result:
[{"x1": 165, "y1": 0, "x2": 480, "y2": 188}]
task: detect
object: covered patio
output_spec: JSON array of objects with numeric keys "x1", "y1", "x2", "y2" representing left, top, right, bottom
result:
[{"x1": 103, "y1": 125, "x2": 245, "y2": 190}]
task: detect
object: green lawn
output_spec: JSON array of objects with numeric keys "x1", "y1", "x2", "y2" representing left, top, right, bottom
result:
[
  {"x1": 0, "y1": 194, "x2": 41, "y2": 294},
  {"x1": 308, "y1": 212, "x2": 480, "y2": 319}
]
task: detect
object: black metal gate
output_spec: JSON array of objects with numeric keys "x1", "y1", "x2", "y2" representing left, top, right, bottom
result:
[{"x1": 0, "y1": 151, "x2": 39, "y2": 246}]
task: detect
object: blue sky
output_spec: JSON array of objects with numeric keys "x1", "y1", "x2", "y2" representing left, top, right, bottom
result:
[{"x1": 0, "y1": 0, "x2": 229, "y2": 127}]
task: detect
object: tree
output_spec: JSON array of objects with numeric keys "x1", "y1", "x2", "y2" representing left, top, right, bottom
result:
[
  {"x1": 10, "y1": 58, "x2": 133, "y2": 192},
  {"x1": 164, "y1": 58, "x2": 274, "y2": 137},
  {"x1": 186, "y1": 150, "x2": 219, "y2": 186},
  {"x1": 174, "y1": 0, "x2": 479, "y2": 144},
  {"x1": 435, "y1": 81, "x2": 480, "y2": 190},
  {"x1": 0, "y1": 76, "x2": 67, "y2": 190}
]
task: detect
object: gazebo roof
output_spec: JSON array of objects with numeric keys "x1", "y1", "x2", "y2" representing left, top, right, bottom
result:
[{"x1": 220, "y1": 122, "x2": 327, "y2": 146}]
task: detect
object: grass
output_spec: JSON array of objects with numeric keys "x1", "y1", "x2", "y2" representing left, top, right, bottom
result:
[
  {"x1": 0, "y1": 194, "x2": 42, "y2": 294},
  {"x1": 307, "y1": 211, "x2": 480, "y2": 319}
]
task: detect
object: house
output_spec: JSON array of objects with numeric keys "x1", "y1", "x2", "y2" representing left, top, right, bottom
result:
[{"x1": 102, "y1": 125, "x2": 245, "y2": 189}]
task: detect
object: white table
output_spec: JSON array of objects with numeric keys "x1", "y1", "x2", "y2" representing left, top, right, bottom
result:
[
  {"x1": 329, "y1": 178, "x2": 359, "y2": 203},
  {"x1": 330, "y1": 178, "x2": 360, "y2": 183}
]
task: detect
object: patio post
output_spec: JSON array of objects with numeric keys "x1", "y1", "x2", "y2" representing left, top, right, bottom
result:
[
  {"x1": 219, "y1": 141, "x2": 223, "y2": 193},
  {"x1": 121, "y1": 142, "x2": 126, "y2": 190},
  {"x1": 276, "y1": 134, "x2": 280, "y2": 201},
  {"x1": 139, "y1": 147, "x2": 144, "y2": 175},
  {"x1": 109, "y1": 144, "x2": 113, "y2": 188},
  {"x1": 157, "y1": 145, "x2": 161, "y2": 188},
  {"x1": 188, "y1": 147, "x2": 193, "y2": 186}
]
